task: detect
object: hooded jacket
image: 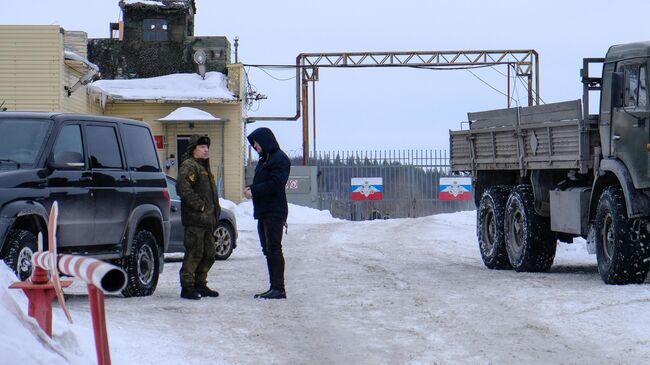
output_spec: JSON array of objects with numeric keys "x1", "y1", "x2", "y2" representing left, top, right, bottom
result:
[
  {"x1": 176, "y1": 134, "x2": 221, "y2": 228},
  {"x1": 247, "y1": 127, "x2": 291, "y2": 221}
]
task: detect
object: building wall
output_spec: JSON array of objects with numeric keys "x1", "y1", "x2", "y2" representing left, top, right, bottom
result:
[
  {"x1": 102, "y1": 102, "x2": 245, "y2": 202},
  {"x1": 60, "y1": 31, "x2": 100, "y2": 114},
  {"x1": 0, "y1": 25, "x2": 97, "y2": 113},
  {"x1": 0, "y1": 25, "x2": 62, "y2": 111}
]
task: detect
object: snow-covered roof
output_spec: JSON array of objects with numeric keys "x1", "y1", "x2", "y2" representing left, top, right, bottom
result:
[
  {"x1": 63, "y1": 50, "x2": 99, "y2": 71},
  {"x1": 89, "y1": 72, "x2": 235, "y2": 103},
  {"x1": 123, "y1": 0, "x2": 190, "y2": 7},
  {"x1": 158, "y1": 107, "x2": 222, "y2": 122}
]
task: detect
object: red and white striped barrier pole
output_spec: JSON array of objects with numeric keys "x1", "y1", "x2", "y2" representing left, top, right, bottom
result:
[
  {"x1": 8, "y1": 202, "x2": 127, "y2": 365},
  {"x1": 34, "y1": 252, "x2": 126, "y2": 294},
  {"x1": 32, "y1": 252, "x2": 126, "y2": 365}
]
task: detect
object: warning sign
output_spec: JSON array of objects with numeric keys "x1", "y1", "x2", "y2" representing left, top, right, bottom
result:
[{"x1": 286, "y1": 179, "x2": 299, "y2": 190}]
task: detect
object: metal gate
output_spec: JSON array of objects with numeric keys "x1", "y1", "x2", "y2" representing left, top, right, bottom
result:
[{"x1": 313, "y1": 150, "x2": 474, "y2": 221}]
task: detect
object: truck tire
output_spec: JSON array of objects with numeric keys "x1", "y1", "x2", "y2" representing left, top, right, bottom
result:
[
  {"x1": 594, "y1": 186, "x2": 649, "y2": 284},
  {"x1": 477, "y1": 186, "x2": 512, "y2": 269},
  {"x1": 1, "y1": 229, "x2": 36, "y2": 281},
  {"x1": 214, "y1": 221, "x2": 235, "y2": 261},
  {"x1": 121, "y1": 230, "x2": 160, "y2": 297},
  {"x1": 504, "y1": 185, "x2": 556, "y2": 272}
]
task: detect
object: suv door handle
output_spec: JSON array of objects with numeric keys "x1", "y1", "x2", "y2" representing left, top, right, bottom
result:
[
  {"x1": 118, "y1": 175, "x2": 130, "y2": 182},
  {"x1": 613, "y1": 135, "x2": 621, "y2": 140},
  {"x1": 80, "y1": 176, "x2": 93, "y2": 182}
]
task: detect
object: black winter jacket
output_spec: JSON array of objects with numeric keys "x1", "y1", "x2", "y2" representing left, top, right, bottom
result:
[{"x1": 247, "y1": 128, "x2": 291, "y2": 221}]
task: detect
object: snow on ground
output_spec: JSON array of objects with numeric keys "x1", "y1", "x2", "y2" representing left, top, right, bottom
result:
[{"x1": 3, "y1": 203, "x2": 650, "y2": 364}]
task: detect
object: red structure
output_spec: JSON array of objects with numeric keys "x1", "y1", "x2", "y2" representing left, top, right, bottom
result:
[
  {"x1": 8, "y1": 201, "x2": 126, "y2": 365},
  {"x1": 9, "y1": 265, "x2": 72, "y2": 337}
]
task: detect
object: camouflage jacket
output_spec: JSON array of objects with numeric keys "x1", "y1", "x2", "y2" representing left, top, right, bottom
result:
[{"x1": 177, "y1": 156, "x2": 221, "y2": 229}]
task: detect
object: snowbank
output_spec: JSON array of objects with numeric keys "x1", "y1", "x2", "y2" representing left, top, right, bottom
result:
[
  {"x1": 0, "y1": 262, "x2": 92, "y2": 364},
  {"x1": 233, "y1": 200, "x2": 340, "y2": 231}
]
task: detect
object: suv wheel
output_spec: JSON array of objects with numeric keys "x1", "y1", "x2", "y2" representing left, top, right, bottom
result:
[
  {"x1": 121, "y1": 230, "x2": 160, "y2": 297},
  {"x1": 1, "y1": 229, "x2": 37, "y2": 281},
  {"x1": 214, "y1": 222, "x2": 235, "y2": 260}
]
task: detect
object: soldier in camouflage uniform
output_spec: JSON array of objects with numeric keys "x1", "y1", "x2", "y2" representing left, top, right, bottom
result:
[{"x1": 176, "y1": 134, "x2": 221, "y2": 300}]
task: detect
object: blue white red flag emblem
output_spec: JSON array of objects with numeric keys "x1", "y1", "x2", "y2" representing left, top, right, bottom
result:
[
  {"x1": 351, "y1": 177, "x2": 383, "y2": 200},
  {"x1": 439, "y1": 177, "x2": 472, "y2": 200}
]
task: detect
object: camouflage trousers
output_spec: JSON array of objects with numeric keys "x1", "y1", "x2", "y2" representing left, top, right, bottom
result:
[{"x1": 180, "y1": 226, "x2": 216, "y2": 288}]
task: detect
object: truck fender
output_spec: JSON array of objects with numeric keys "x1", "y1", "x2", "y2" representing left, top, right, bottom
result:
[
  {"x1": 0, "y1": 200, "x2": 48, "y2": 251},
  {"x1": 123, "y1": 204, "x2": 165, "y2": 267},
  {"x1": 591, "y1": 159, "x2": 650, "y2": 219}
]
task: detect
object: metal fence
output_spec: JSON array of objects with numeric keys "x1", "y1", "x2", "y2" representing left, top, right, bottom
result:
[
  {"x1": 245, "y1": 150, "x2": 475, "y2": 221},
  {"x1": 310, "y1": 150, "x2": 475, "y2": 221}
]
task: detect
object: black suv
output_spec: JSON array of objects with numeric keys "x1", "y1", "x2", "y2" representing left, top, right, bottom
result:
[{"x1": 0, "y1": 112, "x2": 170, "y2": 297}]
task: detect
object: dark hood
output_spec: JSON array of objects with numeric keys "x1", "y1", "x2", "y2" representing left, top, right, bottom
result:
[
  {"x1": 247, "y1": 127, "x2": 280, "y2": 156},
  {"x1": 185, "y1": 134, "x2": 211, "y2": 159}
]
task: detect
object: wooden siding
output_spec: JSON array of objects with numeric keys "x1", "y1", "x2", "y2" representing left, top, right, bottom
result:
[
  {"x1": 63, "y1": 31, "x2": 88, "y2": 57},
  {"x1": 103, "y1": 102, "x2": 245, "y2": 202},
  {"x1": 0, "y1": 25, "x2": 62, "y2": 111},
  {"x1": 61, "y1": 30, "x2": 96, "y2": 113}
]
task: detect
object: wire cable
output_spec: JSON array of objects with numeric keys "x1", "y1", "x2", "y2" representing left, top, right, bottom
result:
[
  {"x1": 257, "y1": 67, "x2": 296, "y2": 81},
  {"x1": 465, "y1": 68, "x2": 511, "y2": 99}
]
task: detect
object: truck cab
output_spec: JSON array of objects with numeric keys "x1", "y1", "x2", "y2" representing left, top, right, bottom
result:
[{"x1": 601, "y1": 42, "x2": 650, "y2": 190}]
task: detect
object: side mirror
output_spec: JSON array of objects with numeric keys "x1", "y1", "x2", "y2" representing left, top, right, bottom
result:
[
  {"x1": 49, "y1": 151, "x2": 85, "y2": 170},
  {"x1": 611, "y1": 71, "x2": 624, "y2": 108}
]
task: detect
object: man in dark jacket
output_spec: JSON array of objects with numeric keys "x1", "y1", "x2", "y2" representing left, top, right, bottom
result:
[
  {"x1": 176, "y1": 134, "x2": 221, "y2": 300},
  {"x1": 244, "y1": 127, "x2": 290, "y2": 299}
]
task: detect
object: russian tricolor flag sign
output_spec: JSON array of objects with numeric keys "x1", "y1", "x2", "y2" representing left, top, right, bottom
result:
[
  {"x1": 351, "y1": 177, "x2": 383, "y2": 200},
  {"x1": 439, "y1": 177, "x2": 472, "y2": 200}
]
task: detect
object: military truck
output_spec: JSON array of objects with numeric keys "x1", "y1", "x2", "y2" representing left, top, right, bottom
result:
[{"x1": 450, "y1": 41, "x2": 650, "y2": 284}]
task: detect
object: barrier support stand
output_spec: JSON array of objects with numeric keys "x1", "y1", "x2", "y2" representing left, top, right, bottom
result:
[
  {"x1": 88, "y1": 284, "x2": 111, "y2": 365},
  {"x1": 9, "y1": 266, "x2": 72, "y2": 337}
]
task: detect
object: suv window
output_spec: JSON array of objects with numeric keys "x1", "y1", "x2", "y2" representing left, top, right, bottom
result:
[
  {"x1": 166, "y1": 177, "x2": 180, "y2": 200},
  {"x1": 87, "y1": 125, "x2": 123, "y2": 169},
  {"x1": 0, "y1": 119, "x2": 50, "y2": 165},
  {"x1": 53, "y1": 124, "x2": 84, "y2": 162},
  {"x1": 122, "y1": 124, "x2": 161, "y2": 172}
]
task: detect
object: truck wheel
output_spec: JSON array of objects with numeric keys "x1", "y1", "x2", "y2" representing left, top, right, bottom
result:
[
  {"x1": 214, "y1": 221, "x2": 235, "y2": 261},
  {"x1": 121, "y1": 230, "x2": 160, "y2": 297},
  {"x1": 594, "y1": 186, "x2": 649, "y2": 284},
  {"x1": 477, "y1": 186, "x2": 512, "y2": 269},
  {"x1": 1, "y1": 229, "x2": 37, "y2": 281},
  {"x1": 504, "y1": 185, "x2": 556, "y2": 272}
]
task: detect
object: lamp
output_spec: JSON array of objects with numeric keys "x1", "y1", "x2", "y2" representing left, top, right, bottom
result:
[{"x1": 193, "y1": 49, "x2": 207, "y2": 79}]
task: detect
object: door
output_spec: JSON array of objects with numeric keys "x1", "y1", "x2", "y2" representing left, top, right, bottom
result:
[
  {"x1": 177, "y1": 136, "x2": 190, "y2": 168},
  {"x1": 86, "y1": 123, "x2": 134, "y2": 245},
  {"x1": 612, "y1": 60, "x2": 650, "y2": 188},
  {"x1": 47, "y1": 123, "x2": 95, "y2": 247}
]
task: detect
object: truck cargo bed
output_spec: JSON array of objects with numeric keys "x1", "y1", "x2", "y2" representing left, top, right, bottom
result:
[{"x1": 450, "y1": 100, "x2": 599, "y2": 174}]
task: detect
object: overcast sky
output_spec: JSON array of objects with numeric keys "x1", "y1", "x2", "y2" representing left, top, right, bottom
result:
[{"x1": 4, "y1": 0, "x2": 650, "y2": 156}]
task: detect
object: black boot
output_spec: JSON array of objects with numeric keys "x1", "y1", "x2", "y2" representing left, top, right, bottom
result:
[
  {"x1": 254, "y1": 288, "x2": 272, "y2": 298},
  {"x1": 259, "y1": 289, "x2": 286, "y2": 299},
  {"x1": 181, "y1": 287, "x2": 201, "y2": 300},
  {"x1": 195, "y1": 285, "x2": 219, "y2": 297}
]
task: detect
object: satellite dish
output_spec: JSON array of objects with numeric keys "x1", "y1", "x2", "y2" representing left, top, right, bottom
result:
[{"x1": 193, "y1": 49, "x2": 207, "y2": 65}]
